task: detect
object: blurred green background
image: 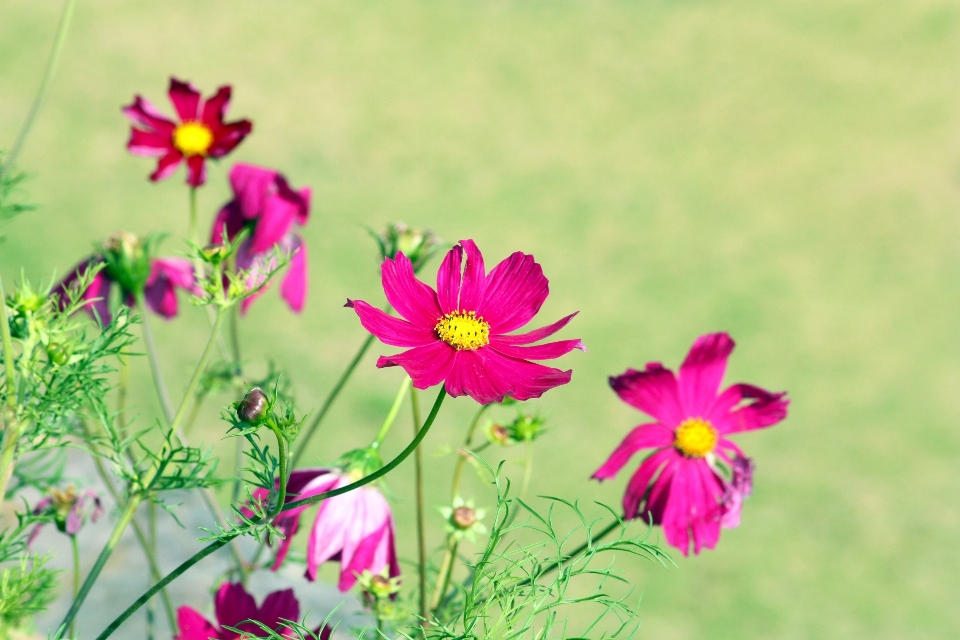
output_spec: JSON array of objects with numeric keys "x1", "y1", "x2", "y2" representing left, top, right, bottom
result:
[{"x1": 3, "y1": 1, "x2": 960, "y2": 638}]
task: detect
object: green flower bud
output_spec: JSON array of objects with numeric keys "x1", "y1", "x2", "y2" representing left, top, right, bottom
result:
[
  {"x1": 373, "y1": 223, "x2": 440, "y2": 271},
  {"x1": 46, "y1": 342, "x2": 70, "y2": 366},
  {"x1": 200, "y1": 243, "x2": 228, "y2": 265},
  {"x1": 237, "y1": 387, "x2": 269, "y2": 424}
]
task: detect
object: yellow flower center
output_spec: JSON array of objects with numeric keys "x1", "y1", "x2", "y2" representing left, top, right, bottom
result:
[
  {"x1": 50, "y1": 486, "x2": 78, "y2": 512},
  {"x1": 435, "y1": 311, "x2": 490, "y2": 350},
  {"x1": 172, "y1": 121, "x2": 214, "y2": 156},
  {"x1": 673, "y1": 418, "x2": 718, "y2": 458}
]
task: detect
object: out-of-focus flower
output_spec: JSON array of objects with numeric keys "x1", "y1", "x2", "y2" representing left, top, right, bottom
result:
[
  {"x1": 175, "y1": 582, "x2": 301, "y2": 640},
  {"x1": 29, "y1": 486, "x2": 102, "y2": 544},
  {"x1": 372, "y1": 223, "x2": 440, "y2": 272},
  {"x1": 348, "y1": 239, "x2": 585, "y2": 405},
  {"x1": 211, "y1": 163, "x2": 311, "y2": 314},
  {"x1": 247, "y1": 468, "x2": 399, "y2": 592},
  {"x1": 123, "y1": 77, "x2": 252, "y2": 187},
  {"x1": 592, "y1": 333, "x2": 789, "y2": 556},
  {"x1": 485, "y1": 412, "x2": 548, "y2": 446},
  {"x1": 439, "y1": 496, "x2": 487, "y2": 542}
]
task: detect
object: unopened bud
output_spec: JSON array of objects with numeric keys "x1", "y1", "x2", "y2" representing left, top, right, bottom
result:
[
  {"x1": 488, "y1": 424, "x2": 510, "y2": 445},
  {"x1": 237, "y1": 387, "x2": 269, "y2": 424},
  {"x1": 46, "y1": 342, "x2": 70, "y2": 365},
  {"x1": 452, "y1": 506, "x2": 477, "y2": 529},
  {"x1": 201, "y1": 243, "x2": 228, "y2": 264}
]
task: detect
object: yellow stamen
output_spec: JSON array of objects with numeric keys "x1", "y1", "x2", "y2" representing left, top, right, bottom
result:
[
  {"x1": 50, "y1": 486, "x2": 78, "y2": 511},
  {"x1": 172, "y1": 121, "x2": 214, "y2": 156},
  {"x1": 435, "y1": 311, "x2": 490, "y2": 351},
  {"x1": 673, "y1": 418, "x2": 718, "y2": 458}
]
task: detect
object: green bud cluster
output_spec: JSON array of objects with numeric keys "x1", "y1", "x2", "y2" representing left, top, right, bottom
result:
[
  {"x1": 371, "y1": 222, "x2": 440, "y2": 272},
  {"x1": 485, "y1": 412, "x2": 549, "y2": 446}
]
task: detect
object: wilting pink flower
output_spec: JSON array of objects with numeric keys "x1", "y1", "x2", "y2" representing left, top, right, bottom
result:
[
  {"x1": 211, "y1": 163, "x2": 310, "y2": 314},
  {"x1": 123, "y1": 77, "x2": 252, "y2": 187},
  {"x1": 592, "y1": 333, "x2": 788, "y2": 555},
  {"x1": 29, "y1": 486, "x2": 102, "y2": 545},
  {"x1": 176, "y1": 582, "x2": 301, "y2": 640},
  {"x1": 247, "y1": 469, "x2": 399, "y2": 592},
  {"x1": 348, "y1": 239, "x2": 584, "y2": 404},
  {"x1": 55, "y1": 257, "x2": 199, "y2": 325}
]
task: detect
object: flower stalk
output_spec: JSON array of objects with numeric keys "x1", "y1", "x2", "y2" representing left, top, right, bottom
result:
[{"x1": 411, "y1": 386, "x2": 429, "y2": 624}]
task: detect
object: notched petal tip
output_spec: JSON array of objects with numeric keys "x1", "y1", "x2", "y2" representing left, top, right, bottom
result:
[{"x1": 344, "y1": 299, "x2": 355, "y2": 308}]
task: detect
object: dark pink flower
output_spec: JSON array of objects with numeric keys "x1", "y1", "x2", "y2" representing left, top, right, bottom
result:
[
  {"x1": 211, "y1": 163, "x2": 310, "y2": 314},
  {"x1": 247, "y1": 469, "x2": 399, "y2": 592},
  {"x1": 176, "y1": 582, "x2": 299, "y2": 640},
  {"x1": 592, "y1": 333, "x2": 788, "y2": 555},
  {"x1": 123, "y1": 77, "x2": 252, "y2": 187},
  {"x1": 28, "y1": 486, "x2": 102, "y2": 545},
  {"x1": 55, "y1": 256, "x2": 199, "y2": 325},
  {"x1": 348, "y1": 239, "x2": 584, "y2": 405}
]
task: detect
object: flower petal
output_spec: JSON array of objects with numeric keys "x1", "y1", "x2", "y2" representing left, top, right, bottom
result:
[
  {"x1": 496, "y1": 312, "x2": 578, "y2": 345},
  {"x1": 458, "y1": 239, "x2": 486, "y2": 311},
  {"x1": 168, "y1": 77, "x2": 202, "y2": 121},
  {"x1": 256, "y1": 588, "x2": 300, "y2": 631},
  {"x1": 381, "y1": 253, "x2": 442, "y2": 328},
  {"x1": 150, "y1": 150, "x2": 184, "y2": 182},
  {"x1": 122, "y1": 96, "x2": 176, "y2": 133},
  {"x1": 350, "y1": 299, "x2": 437, "y2": 347},
  {"x1": 306, "y1": 477, "x2": 354, "y2": 580},
  {"x1": 214, "y1": 582, "x2": 258, "y2": 630},
  {"x1": 678, "y1": 332, "x2": 735, "y2": 417},
  {"x1": 376, "y1": 341, "x2": 456, "y2": 390},
  {"x1": 210, "y1": 201, "x2": 247, "y2": 244},
  {"x1": 175, "y1": 607, "x2": 218, "y2": 640},
  {"x1": 477, "y1": 251, "x2": 549, "y2": 334},
  {"x1": 711, "y1": 384, "x2": 789, "y2": 434},
  {"x1": 446, "y1": 347, "x2": 573, "y2": 404},
  {"x1": 489, "y1": 337, "x2": 585, "y2": 361},
  {"x1": 610, "y1": 364, "x2": 686, "y2": 428},
  {"x1": 249, "y1": 190, "x2": 299, "y2": 254},
  {"x1": 209, "y1": 120, "x2": 253, "y2": 157},
  {"x1": 229, "y1": 163, "x2": 278, "y2": 219},
  {"x1": 185, "y1": 154, "x2": 207, "y2": 187},
  {"x1": 622, "y1": 448, "x2": 675, "y2": 520},
  {"x1": 201, "y1": 85, "x2": 232, "y2": 127},
  {"x1": 127, "y1": 128, "x2": 173, "y2": 156},
  {"x1": 592, "y1": 423, "x2": 673, "y2": 481},
  {"x1": 435, "y1": 243, "x2": 462, "y2": 314},
  {"x1": 280, "y1": 238, "x2": 308, "y2": 312}
]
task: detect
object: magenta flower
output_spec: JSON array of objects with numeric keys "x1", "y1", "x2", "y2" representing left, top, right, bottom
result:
[
  {"x1": 176, "y1": 582, "x2": 300, "y2": 640},
  {"x1": 123, "y1": 77, "x2": 252, "y2": 187},
  {"x1": 348, "y1": 239, "x2": 584, "y2": 404},
  {"x1": 592, "y1": 333, "x2": 788, "y2": 555},
  {"x1": 55, "y1": 256, "x2": 199, "y2": 325},
  {"x1": 28, "y1": 486, "x2": 102, "y2": 545},
  {"x1": 248, "y1": 469, "x2": 399, "y2": 592},
  {"x1": 210, "y1": 163, "x2": 311, "y2": 314}
]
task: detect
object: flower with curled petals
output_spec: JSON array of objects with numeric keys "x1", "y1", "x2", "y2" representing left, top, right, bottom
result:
[
  {"x1": 592, "y1": 333, "x2": 788, "y2": 555},
  {"x1": 176, "y1": 582, "x2": 309, "y2": 640},
  {"x1": 348, "y1": 239, "x2": 585, "y2": 405},
  {"x1": 28, "y1": 486, "x2": 102, "y2": 545},
  {"x1": 211, "y1": 163, "x2": 310, "y2": 314},
  {"x1": 123, "y1": 77, "x2": 252, "y2": 187}
]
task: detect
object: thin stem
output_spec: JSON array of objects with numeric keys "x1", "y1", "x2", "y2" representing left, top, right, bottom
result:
[
  {"x1": 450, "y1": 403, "x2": 492, "y2": 501},
  {"x1": 429, "y1": 537, "x2": 459, "y2": 613},
  {"x1": 520, "y1": 440, "x2": 533, "y2": 500},
  {"x1": 170, "y1": 309, "x2": 224, "y2": 435},
  {"x1": 228, "y1": 304, "x2": 242, "y2": 374},
  {"x1": 512, "y1": 519, "x2": 622, "y2": 590},
  {"x1": 291, "y1": 333, "x2": 375, "y2": 467},
  {"x1": 97, "y1": 387, "x2": 447, "y2": 640},
  {"x1": 139, "y1": 307, "x2": 174, "y2": 424},
  {"x1": 372, "y1": 376, "x2": 411, "y2": 448},
  {"x1": 60, "y1": 495, "x2": 142, "y2": 631},
  {"x1": 266, "y1": 423, "x2": 288, "y2": 519},
  {"x1": 146, "y1": 502, "x2": 157, "y2": 640},
  {"x1": 188, "y1": 187, "x2": 199, "y2": 245},
  {"x1": 1, "y1": 0, "x2": 77, "y2": 174},
  {"x1": 410, "y1": 387, "x2": 428, "y2": 624},
  {"x1": 116, "y1": 357, "x2": 129, "y2": 432},
  {"x1": 0, "y1": 277, "x2": 15, "y2": 409},
  {"x1": 70, "y1": 534, "x2": 80, "y2": 638}
]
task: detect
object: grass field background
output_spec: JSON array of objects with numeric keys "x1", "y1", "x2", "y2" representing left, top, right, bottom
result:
[{"x1": 3, "y1": 1, "x2": 960, "y2": 638}]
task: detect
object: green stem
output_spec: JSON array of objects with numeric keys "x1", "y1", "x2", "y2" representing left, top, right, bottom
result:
[
  {"x1": 139, "y1": 306, "x2": 174, "y2": 424},
  {"x1": 70, "y1": 534, "x2": 79, "y2": 638},
  {"x1": 228, "y1": 304, "x2": 242, "y2": 374},
  {"x1": 410, "y1": 387, "x2": 428, "y2": 624},
  {"x1": 97, "y1": 387, "x2": 447, "y2": 640},
  {"x1": 170, "y1": 309, "x2": 224, "y2": 435},
  {"x1": 520, "y1": 440, "x2": 533, "y2": 500},
  {"x1": 146, "y1": 502, "x2": 157, "y2": 640},
  {"x1": 1, "y1": 0, "x2": 77, "y2": 175},
  {"x1": 450, "y1": 403, "x2": 492, "y2": 501},
  {"x1": 372, "y1": 376, "x2": 411, "y2": 448},
  {"x1": 188, "y1": 187, "x2": 199, "y2": 244},
  {"x1": 430, "y1": 537, "x2": 459, "y2": 613},
  {"x1": 0, "y1": 277, "x2": 15, "y2": 410},
  {"x1": 512, "y1": 520, "x2": 622, "y2": 590},
  {"x1": 291, "y1": 333, "x2": 375, "y2": 467},
  {"x1": 266, "y1": 423, "x2": 288, "y2": 519},
  {"x1": 60, "y1": 495, "x2": 142, "y2": 631}
]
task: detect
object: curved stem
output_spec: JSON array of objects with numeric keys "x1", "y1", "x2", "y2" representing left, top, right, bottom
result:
[
  {"x1": 410, "y1": 387, "x2": 428, "y2": 624},
  {"x1": 291, "y1": 333, "x2": 375, "y2": 467},
  {"x1": 372, "y1": 376, "x2": 411, "y2": 449},
  {"x1": 97, "y1": 387, "x2": 447, "y2": 640},
  {"x1": 1, "y1": 0, "x2": 77, "y2": 174},
  {"x1": 266, "y1": 423, "x2": 288, "y2": 519},
  {"x1": 450, "y1": 403, "x2": 492, "y2": 501},
  {"x1": 139, "y1": 306, "x2": 174, "y2": 424}
]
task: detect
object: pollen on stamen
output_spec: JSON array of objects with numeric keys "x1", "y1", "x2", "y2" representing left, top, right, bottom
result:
[
  {"x1": 673, "y1": 418, "x2": 718, "y2": 458},
  {"x1": 173, "y1": 121, "x2": 214, "y2": 156},
  {"x1": 435, "y1": 311, "x2": 490, "y2": 351}
]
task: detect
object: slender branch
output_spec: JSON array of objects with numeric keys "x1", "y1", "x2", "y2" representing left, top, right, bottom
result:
[
  {"x1": 450, "y1": 403, "x2": 492, "y2": 501},
  {"x1": 170, "y1": 309, "x2": 224, "y2": 435},
  {"x1": 410, "y1": 387, "x2": 428, "y2": 624},
  {"x1": 512, "y1": 519, "x2": 622, "y2": 590},
  {"x1": 0, "y1": 277, "x2": 22, "y2": 503},
  {"x1": 0, "y1": 277, "x2": 15, "y2": 409},
  {"x1": 139, "y1": 307, "x2": 174, "y2": 424},
  {"x1": 291, "y1": 333, "x2": 375, "y2": 467},
  {"x1": 372, "y1": 376, "x2": 411, "y2": 448},
  {"x1": 265, "y1": 423, "x2": 288, "y2": 519},
  {"x1": 430, "y1": 537, "x2": 458, "y2": 613},
  {"x1": 70, "y1": 534, "x2": 80, "y2": 638},
  {"x1": 1, "y1": 0, "x2": 77, "y2": 175},
  {"x1": 96, "y1": 387, "x2": 447, "y2": 640}
]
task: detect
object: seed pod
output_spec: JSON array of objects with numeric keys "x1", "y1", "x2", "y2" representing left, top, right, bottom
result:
[{"x1": 237, "y1": 387, "x2": 269, "y2": 424}]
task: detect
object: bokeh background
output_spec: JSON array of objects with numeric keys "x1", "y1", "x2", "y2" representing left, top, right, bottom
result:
[{"x1": 3, "y1": 1, "x2": 960, "y2": 638}]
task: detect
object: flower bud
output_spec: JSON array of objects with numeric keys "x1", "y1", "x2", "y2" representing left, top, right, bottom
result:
[
  {"x1": 452, "y1": 505, "x2": 477, "y2": 529},
  {"x1": 487, "y1": 423, "x2": 511, "y2": 446},
  {"x1": 102, "y1": 231, "x2": 151, "y2": 295},
  {"x1": 237, "y1": 387, "x2": 269, "y2": 424},
  {"x1": 200, "y1": 243, "x2": 228, "y2": 265},
  {"x1": 46, "y1": 342, "x2": 70, "y2": 365},
  {"x1": 374, "y1": 223, "x2": 440, "y2": 272}
]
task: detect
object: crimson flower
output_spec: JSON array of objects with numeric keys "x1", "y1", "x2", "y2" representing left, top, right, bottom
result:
[
  {"x1": 247, "y1": 469, "x2": 399, "y2": 592},
  {"x1": 211, "y1": 163, "x2": 310, "y2": 314},
  {"x1": 176, "y1": 582, "x2": 306, "y2": 640},
  {"x1": 592, "y1": 333, "x2": 788, "y2": 555},
  {"x1": 349, "y1": 239, "x2": 584, "y2": 405},
  {"x1": 123, "y1": 77, "x2": 252, "y2": 187}
]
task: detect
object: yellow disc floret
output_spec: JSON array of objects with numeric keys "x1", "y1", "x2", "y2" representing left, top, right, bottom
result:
[
  {"x1": 673, "y1": 418, "x2": 718, "y2": 458},
  {"x1": 173, "y1": 121, "x2": 214, "y2": 156},
  {"x1": 435, "y1": 311, "x2": 490, "y2": 351}
]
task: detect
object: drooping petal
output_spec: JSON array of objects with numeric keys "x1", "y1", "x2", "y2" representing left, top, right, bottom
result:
[
  {"x1": 249, "y1": 190, "x2": 300, "y2": 254},
  {"x1": 83, "y1": 269, "x2": 114, "y2": 327},
  {"x1": 609, "y1": 364, "x2": 686, "y2": 428},
  {"x1": 122, "y1": 96, "x2": 176, "y2": 133},
  {"x1": 168, "y1": 78, "x2": 202, "y2": 122},
  {"x1": 660, "y1": 459, "x2": 722, "y2": 556},
  {"x1": 175, "y1": 607, "x2": 218, "y2": 640},
  {"x1": 622, "y1": 448, "x2": 676, "y2": 520},
  {"x1": 381, "y1": 253, "x2": 442, "y2": 328},
  {"x1": 271, "y1": 471, "x2": 339, "y2": 570},
  {"x1": 280, "y1": 238, "x2": 308, "y2": 312},
  {"x1": 592, "y1": 423, "x2": 673, "y2": 481},
  {"x1": 349, "y1": 299, "x2": 437, "y2": 347},
  {"x1": 210, "y1": 201, "x2": 247, "y2": 244},
  {"x1": 496, "y1": 312, "x2": 578, "y2": 345},
  {"x1": 445, "y1": 347, "x2": 573, "y2": 404},
  {"x1": 477, "y1": 251, "x2": 548, "y2": 334},
  {"x1": 150, "y1": 150, "x2": 184, "y2": 182},
  {"x1": 376, "y1": 341, "x2": 457, "y2": 391},
  {"x1": 712, "y1": 384, "x2": 789, "y2": 435},
  {"x1": 339, "y1": 523, "x2": 389, "y2": 591},
  {"x1": 128, "y1": 128, "x2": 174, "y2": 156},
  {"x1": 185, "y1": 154, "x2": 207, "y2": 187},
  {"x1": 678, "y1": 332, "x2": 735, "y2": 417},
  {"x1": 276, "y1": 175, "x2": 311, "y2": 226},
  {"x1": 214, "y1": 582, "x2": 258, "y2": 631},
  {"x1": 229, "y1": 163, "x2": 279, "y2": 219},
  {"x1": 201, "y1": 86, "x2": 232, "y2": 128},
  {"x1": 435, "y1": 243, "x2": 462, "y2": 315},
  {"x1": 305, "y1": 477, "x2": 355, "y2": 580},
  {"x1": 144, "y1": 258, "x2": 198, "y2": 319},
  {"x1": 488, "y1": 337, "x2": 585, "y2": 361}
]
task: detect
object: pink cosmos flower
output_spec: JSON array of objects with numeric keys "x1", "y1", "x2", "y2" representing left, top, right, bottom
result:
[
  {"x1": 211, "y1": 163, "x2": 311, "y2": 314},
  {"x1": 348, "y1": 239, "x2": 585, "y2": 405},
  {"x1": 123, "y1": 77, "x2": 252, "y2": 187},
  {"x1": 247, "y1": 469, "x2": 399, "y2": 592},
  {"x1": 28, "y1": 486, "x2": 102, "y2": 546},
  {"x1": 176, "y1": 582, "x2": 302, "y2": 640},
  {"x1": 592, "y1": 333, "x2": 788, "y2": 555},
  {"x1": 55, "y1": 257, "x2": 199, "y2": 325}
]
